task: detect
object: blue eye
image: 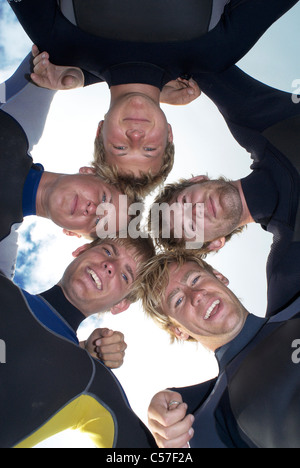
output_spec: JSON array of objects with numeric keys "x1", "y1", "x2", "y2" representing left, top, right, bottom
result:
[
  {"x1": 95, "y1": 218, "x2": 100, "y2": 226},
  {"x1": 103, "y1": 248, "x2": 111, "y2": 256},
  {"x1": 175, "y1": 297, "x2": 183, "y2": 308},
  {"x1": 122, "y1": 273, "x2": 128, "y2": 284},
  {"x1": 102, "y1": 193, "x2": 107, "y2": 203},
  {"x1": 192, "y1": 276, "x2": 201, "y2": 286}
]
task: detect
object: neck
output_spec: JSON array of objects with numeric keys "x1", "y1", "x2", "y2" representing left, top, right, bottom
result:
[
  {"x1": 110, "y1": 82, "x2": 161, "y2": 105},
  {"x1": 232, "y1": 180, "x2": 254, "y2": 227},
  {"x1": 35, "y1": 171, "x2": 62, "y2": 218}
]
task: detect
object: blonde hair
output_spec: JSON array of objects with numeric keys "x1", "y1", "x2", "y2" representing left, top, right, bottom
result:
[
  {"x1": 149, "y1": 177, "x2": 246, "y2": 256},
  {"x1": 87, "y1": 234, "x2": 156, "y2": 304},
  {"x1": 138, "y1": 250, "x2": 216, "y2": 342},
  {"x1": 92, "y1": 133, "x2": 175, "y2": 199}
]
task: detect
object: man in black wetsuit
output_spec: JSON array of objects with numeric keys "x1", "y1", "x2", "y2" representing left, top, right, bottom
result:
[
  {"x1": 0, "y1": 229, "x2": 156, "y2": 447},
  {"x1": 0, "y1": 52, "x2": 133, "y2": 249},
  {"x1": 140, "y1": 251, "x2": 300, "y2": 448},
  {"x1": 153, "y1": 66, "x2": 300, "y2": 318},
  {"x1": 8, "y1": 0, "x2": 299, "y2": 196}
]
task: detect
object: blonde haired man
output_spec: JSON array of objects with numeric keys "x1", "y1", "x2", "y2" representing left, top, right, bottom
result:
[
  {"x1": 9, "y1": 0, "x2": 298, "y2": 196},
  {"x1": 139, "y1": 251, "x2": 300, "y2": 448}
]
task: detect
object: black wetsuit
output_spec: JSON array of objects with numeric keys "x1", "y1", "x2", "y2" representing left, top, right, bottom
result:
[
  {"x1": 0, "y1": 277, "x2": 156, "y2": 448},
  {"x1": 174, "y1": 296, "x2": 300, "y2": 448},
  {"x1": 9, "y1": 0, "x2": 299, "y2": 89}
]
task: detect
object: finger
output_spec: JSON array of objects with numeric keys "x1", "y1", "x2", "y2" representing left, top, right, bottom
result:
[
  {"x1": 95, "y1": 331, "x2": 125, "y2": 347},
  {"x1": 101, "y1": 358, "x2": 124, "y2": 369},
  {"x1": 31, "y1": 44, "x2": 40, "y2": 58},
  {"x1": 33, "y1": 51, "x2": 49, "y2": 68},
  {"x1": 149, "y1": 401, "x2": 187, "y2": 428},
  {"x1": 30, "y1": 73, "x2": 46, "y2": 87},
  {"x1": 96, "y1": 343, "x2": 127, "y2": 358},
  {"x1": 149, "y1": 414, "x2": 194, "y2": 448},
  {"x1": 152, "y1": 426, "x2": 194, "y2": 449},
  {"x1": 33, "y1": 57, "x2": 50, "y2": 75}
]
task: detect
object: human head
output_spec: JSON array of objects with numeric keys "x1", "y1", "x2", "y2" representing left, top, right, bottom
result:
[
  {"x1": 37, "y1": 167, "x2": 138, "y2": 239},
  {"x1": 149, "y1": 176, "x2": 246, "y2": 255},
  {"x1": 92, "y1": 93, "x2": 175, "y2": 198},
  {"x1": 139, "y1": 251, "x2": 248, "y2": 351},
  {"x1": 59, "y1": 234, "x2": 155, "y2": 317}
]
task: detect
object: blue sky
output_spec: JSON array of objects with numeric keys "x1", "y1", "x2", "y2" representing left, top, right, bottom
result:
[{"x1": 1, "y1": 0, "x2": 300, "y2": 447}]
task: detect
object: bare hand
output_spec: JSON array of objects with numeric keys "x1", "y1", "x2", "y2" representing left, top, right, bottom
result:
[
  {"x1": 160, "y1": 78, "x2": 201, "y2": 106},
  {"x1": 82, "y1": 328, "x2": 127, "y2": 369},
  {"x1": 148, "y1": 390, "x2": 194, "y2": 448},
  {"x1": 31, "y1": 44, "x2": 84, "y2": 91}
]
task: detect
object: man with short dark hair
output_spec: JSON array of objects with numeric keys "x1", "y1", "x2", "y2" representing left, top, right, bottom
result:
[{"x1": 0, "y1": 52, "x2": 133, "y2": 279}]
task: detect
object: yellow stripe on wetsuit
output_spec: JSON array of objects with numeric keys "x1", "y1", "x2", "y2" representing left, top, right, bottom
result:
[{"x1": 14, "y1": 395, "x2": 115, "y2": 448}]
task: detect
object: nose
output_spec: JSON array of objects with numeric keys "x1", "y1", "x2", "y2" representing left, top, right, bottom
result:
[
  {"x1": 191, "y1": 289, "x2": 206, "y2": 307},
  {"x1": 102, "y1": 261, "x2": 116, "y2": 278},
  {"x1": 125, "y1": 128, "x2": 145, "y2": 142},
  {"x1": 84, "y1": 201, "x2": 97, "y2": 216}
]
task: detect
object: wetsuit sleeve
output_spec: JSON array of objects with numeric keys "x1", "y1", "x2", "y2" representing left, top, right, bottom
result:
[
  {"x1": 0, "y1": 52, "x2": 56, "y2": 153},
  {"x1": 193, "y1": 65, "x2": 300, "y2": 154},
  {"x1": 170, "y1": 378, "x2": 217, "y2": 414},
  {"x1": 8, "y1": 0, "x2": 104, "y2": 87}
]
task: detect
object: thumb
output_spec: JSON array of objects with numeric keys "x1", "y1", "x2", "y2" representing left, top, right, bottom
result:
[
  {"x1": 61, "y1": 75, "x2": 78, "y2": 89},
  {"x1": 95, "y1": 328, "x2": 113, "y2": 345}
]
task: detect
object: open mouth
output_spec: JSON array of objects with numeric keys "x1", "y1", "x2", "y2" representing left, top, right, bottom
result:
[
  {"x1": 204, "y1": 299, "x2": 220, "y2": 320},
  {"x1": 87, "y1": 268, "x2": 103, "y2": 291}
]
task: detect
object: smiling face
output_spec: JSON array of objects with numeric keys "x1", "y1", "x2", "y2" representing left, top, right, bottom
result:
[
  {"x1": 59, "y1": 241, "x2": 139, "y2": 316},
  {"x1": 161, "y1": 261, "x2": 248, "y2": 350},
  {"x1": 99, "y1": 94, "x2": 173, "y2": 177},
  {"x1": 45, "y1": 172, "x2": 128, "y2": 237},
  {"x1": 170, "y1": 178, "x2": 243, "y2": 243}
]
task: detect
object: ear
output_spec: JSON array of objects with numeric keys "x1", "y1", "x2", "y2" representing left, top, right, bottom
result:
[
  {"x1": 212, "y1": 269, "x2": 229, "y2": 286},
  {"x1": 110, "y1": 299, "x2": 131, "y2": 315},
  {"x1": 188, "y1": 175, "x2": 209, "y2": 184},
  {"x1": 96, "y1": 120, "x2": 104, "y2": 138},
  {"x1": 206, "y1": 237, "x2": 226, "y2": 252},
  {"x1": 167, "y1": 124, "x2": 174, "y2": 143},
  {"x1": 63, "y1": 229, "x2": 82, "y2": 239},
  {"x1": 171, "y1": 326, "x2": 190, "y2": 341},
  {"x1": 72, "y1": 243, "x2": 91, "y2": 258},
  {"x1": 79, "y1": 166, "x2": 96, "y2": 175}
]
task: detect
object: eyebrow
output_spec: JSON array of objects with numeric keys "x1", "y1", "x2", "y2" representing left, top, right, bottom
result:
[{"x1": 125, "y1": 264, "x2": 135, "y2": 283}]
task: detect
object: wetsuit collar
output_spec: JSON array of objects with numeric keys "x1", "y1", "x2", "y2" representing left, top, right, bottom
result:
[
  {"x1": 39, "y1": 285, "x2": 85, "y2": 333},
  {"x1": 22, "y1": 164, "x2": 44, "y2": 217},
  {"x1": 102, "y1": 62, "x2": 170, "y2": 90},
  {"x1": 215, "y1": 314, "x2": 267, "y2": 372}
]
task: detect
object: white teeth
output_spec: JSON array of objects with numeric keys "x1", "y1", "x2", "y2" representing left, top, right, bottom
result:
[
  {"x1": 87, "y1": 268, "x2": 102, "y2": 290},
  {"x1": 204, "y1": 300, "x2": 220, "y2": 320}
]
